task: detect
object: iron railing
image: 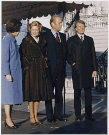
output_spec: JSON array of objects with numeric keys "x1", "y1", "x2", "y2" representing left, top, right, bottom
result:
[{"x1": 95, "y1": 49, "x2": 108, "y2": 93}]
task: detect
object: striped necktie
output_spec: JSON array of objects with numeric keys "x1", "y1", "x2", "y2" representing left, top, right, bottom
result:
[
  {"x1": 56, "y1": 32, "x2": 60, "y2": 42},
  {"x1": 81, "y1": 36, "x2": 83, "y2": 42}
]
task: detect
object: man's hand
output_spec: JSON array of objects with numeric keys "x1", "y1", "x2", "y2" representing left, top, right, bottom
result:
[
  {"x1": 6, "y1": 74, "x2": 12, "y2": 82},
  {"x1": 72, "y1": 63, "x2": 76, "y2": 66},
  {"x1": 92, "y1": 71, "x2": 97, "y2": 78}
]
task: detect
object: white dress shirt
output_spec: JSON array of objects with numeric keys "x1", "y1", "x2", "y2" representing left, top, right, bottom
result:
[
  {"x1": 51, "y1": 28, "x2": 61, "y2": 42},
  {"x1": 77, "y1": 33, "x2": 84, "y2": 41}
]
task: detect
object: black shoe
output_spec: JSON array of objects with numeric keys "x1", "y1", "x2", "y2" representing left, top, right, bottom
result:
[
  {"x1": 85, "y1": 116, "x2": 95, "y2": 121},
  {"x1": 56, "y1": 118, "x2": 67, "y2": 121},
  {"x1": 52, "y1": 118, "x2": 56, "y2": 122},
  {"x1": 47, "y1": 119, "x2": 53, "y2": 122},
  {"x1": 75, "y1": 116, "x2": 82, "y2": 122},
  {"x1": 5, "y1": 121, "x2": 18, "y2": 129}
]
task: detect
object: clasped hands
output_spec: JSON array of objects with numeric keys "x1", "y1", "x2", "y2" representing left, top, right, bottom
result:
[
  {"x1": 72, "y1": 63, "x2": 97, "y2": 78},
  {"x1": 6, "y1": 74, "x2": 12, "y2": 82}
]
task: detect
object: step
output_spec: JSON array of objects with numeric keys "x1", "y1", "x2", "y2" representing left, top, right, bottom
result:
[
  {"x1": 95, "y1": 43, "x2": 108, "y2": 46},
  {"x1": 85, "y1": 33, "x2": 108, "y2": 37},
  {"x1": 95, "y1": 44, "x2": 108, "y2": 48},
  {"x1": 93, "y1": 35, "x2": 108, "y2": 40},
  {"x1": 94, "y1": 39, "x2": 108, "y2": 43},
  {"x1": 85, "y1": 28, "x2": 108, "y2": 32},
  {"x1": 95, "y1": 47, "x2": 108, "y2": 52},
  {"x1": 95, "y1": 45, "x2": 108, "y2": 49}
]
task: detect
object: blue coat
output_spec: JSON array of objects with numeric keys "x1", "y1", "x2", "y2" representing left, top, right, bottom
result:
[{"x1": 1, "y1": 33, "x2": 23, "y2": 105}]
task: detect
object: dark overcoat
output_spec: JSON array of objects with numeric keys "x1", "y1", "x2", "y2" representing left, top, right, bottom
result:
[
  {"x1": 67, "y1": 34, "x2": 97, "y2": 89},
  {"x1": 19, "y1": 33, "x2": 53, "y2": 101},
  {"x1": 44, "y1": 30, "x2": 67, "y2": 86}
]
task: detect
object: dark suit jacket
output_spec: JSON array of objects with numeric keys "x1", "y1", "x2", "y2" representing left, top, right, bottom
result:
[
  {"x1": 67, "y1": 34, "x2": 97, "y2": 89},
  {"x1": 44, "y1": 29, "x2": 67, "y2": 84}
]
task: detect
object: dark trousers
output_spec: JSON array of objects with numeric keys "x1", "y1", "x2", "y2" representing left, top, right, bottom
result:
[
  {"x1": 74, "y1": 88, "x2": 92, "y2": 117},
  {"x1": 45, "y1": 67, "x2": 64, "y2": 120}
]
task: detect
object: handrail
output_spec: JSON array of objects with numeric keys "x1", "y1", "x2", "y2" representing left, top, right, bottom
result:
[
  {"x1": 64, "y1": 10, "x2": 79, "y2": 33},
  {"x1": 97, "y1": 49, "x2": 108, "y2": 66},
  {"x1": 95, "y1": 49, "x2": 108, "y2": 93},
  {"x1": 97, "y1": 49, "x2": 108, "y2": 61}
]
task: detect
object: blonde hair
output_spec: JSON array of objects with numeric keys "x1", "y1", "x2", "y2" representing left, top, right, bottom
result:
[{"x1": 28, "y1": 21, "x2": 42, "y2": 33}]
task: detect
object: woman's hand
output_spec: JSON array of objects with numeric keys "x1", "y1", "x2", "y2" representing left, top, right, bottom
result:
[
  {"x1": 72, "y1": 63, "x2": 76, "y2": 66},
  {"x1": 6, "y1": 74, "x2": 12, "y2": 82}
]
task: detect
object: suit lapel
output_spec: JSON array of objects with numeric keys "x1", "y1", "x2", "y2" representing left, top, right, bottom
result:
[
  {"x1": 59, "y1": 32, "x2": 63, "y2": 44},
  {"x1": 47, "y1": 30, "x2": 58, "y2": 44},
  {"x1": 74, "y1": 34, "x2": 82, "y2": 46},
  {"x1": 83, "y1": 35, "x2": 87, "y2": 42},
  {"x1": 60, "y1": 32, "x2": 66, "y2": 54},
  {"x1": 77, "y1": 34, "x2": 83, "y2": 43}
]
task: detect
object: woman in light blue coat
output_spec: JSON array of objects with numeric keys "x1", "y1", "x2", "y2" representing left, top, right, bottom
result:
[{"x1": 1, "y1": 18, "x2": 23, "y2": 129}]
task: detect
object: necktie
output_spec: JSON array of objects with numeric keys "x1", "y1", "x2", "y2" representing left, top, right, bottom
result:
[
  {"x1": 56, "y1": 32, "x2": 60, "y2": 42},
  {"x1": 81, "y1": 36, "x2": 83, "y2": 42}
]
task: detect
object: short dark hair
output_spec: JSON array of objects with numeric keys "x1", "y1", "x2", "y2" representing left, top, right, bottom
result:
[
  {"x1": 6, "y1": 18, "x2": 22, "y2": 33},
  {"x1": 75, "y1": 20, "x2": 85, "y2": 28}
]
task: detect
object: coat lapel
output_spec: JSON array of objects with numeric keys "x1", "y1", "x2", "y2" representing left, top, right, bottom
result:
[
  {"x1": 59, "y1": 32, "x2": 66, "y2": 55},
  {"x1": 47, "y1": 30, "x2": 60, "y2": 44},
  {"x1": 26, "y1": 33, "x2": 46, "y2": 51},
  {"x1": 59, "y1": 32, "x2": 63, "y2": 43},
  {"x1": 38, "y1": 36, "x2": 46, "y2": 50},
  {"x1": 75, "y1": 34, "x2": 83, "y2": 45}
]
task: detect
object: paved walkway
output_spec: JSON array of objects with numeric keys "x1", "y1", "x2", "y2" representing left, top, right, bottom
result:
[{"x1": 1, "y1": 89, "x2": 107, "y2": 134}]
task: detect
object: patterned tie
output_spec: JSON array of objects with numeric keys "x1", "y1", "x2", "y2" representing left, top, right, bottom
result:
[
  {"x1": 81, "y1": 36, "x2": 83, "y2": 42},
  {"x1": 56, "y1": 32, "x2": 60, "y2": 42}
]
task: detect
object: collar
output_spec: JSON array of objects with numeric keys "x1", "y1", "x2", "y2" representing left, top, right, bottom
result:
[
  {"x1": 31, "y1": 35, "x2": 39, "y2": 43},
  {"x1": 51, "y1": 28, "x2": 59, "y2": 37},
  {"x1": 6, "y1": 33, "x2": 16, "y2": 42},
  {"x1": 77, "y1": 33, "x2": 84, "y2": 40}
]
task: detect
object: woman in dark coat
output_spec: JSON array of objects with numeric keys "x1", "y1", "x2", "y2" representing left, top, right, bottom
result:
[{"x1": 19, "y1": 21, "x2": 53, "y2": 125}]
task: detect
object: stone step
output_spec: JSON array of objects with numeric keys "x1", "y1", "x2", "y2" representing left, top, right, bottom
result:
[
  {"x1": 85, "y1": 27, "x2": 108, "y2": 33},
  {"x1": 95, "y1": 44, "x2": 108, "y2": 48},
  {"x1": 95, "y1": 47, "x2": 108, "y2": 52},
  {"x1": 85, "y1": 32, "x2": 108, "y2": 37},
  {"x1": 94, "y1": 41, "x2": 108, "y2": 44},
  {"x1": 93, "y1": 36, "x2": 108, "y2": 41},
  {"x1": 84, "y1": 27, "x2": 108, "y2": 53}
]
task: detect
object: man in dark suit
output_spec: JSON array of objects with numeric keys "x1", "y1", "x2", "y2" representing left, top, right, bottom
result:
[
  {"x1": 44, "y1": 15, "x2": 67, "y2": 122},
  {"x1": 67, "y1": 20, "x2": 97, "y2": 122}
]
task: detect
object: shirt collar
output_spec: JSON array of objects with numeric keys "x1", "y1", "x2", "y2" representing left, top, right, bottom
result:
[
  {"x1": 77, "y1": 33, "x2": 84, "y2": 40},
  {"x1": 31, "y1": 35, "x2": 39, "y2": 43},
  {"x1": 51, "y1": 28, "x2": 59, "y2": 36}
]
